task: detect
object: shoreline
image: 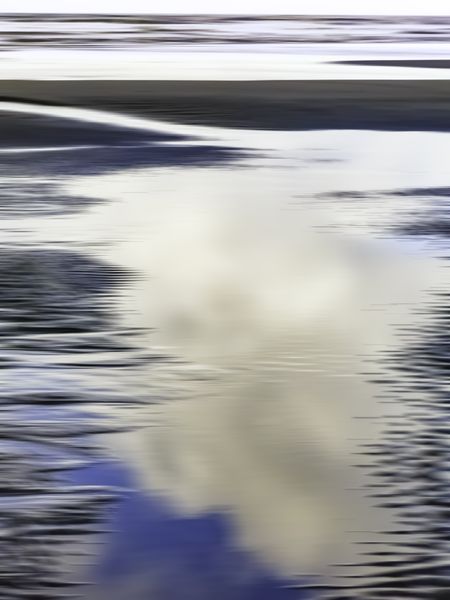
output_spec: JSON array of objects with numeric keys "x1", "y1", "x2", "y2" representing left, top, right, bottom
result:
[{"x1": 0, "y1": 80, "x2": 450, "y2": 133}]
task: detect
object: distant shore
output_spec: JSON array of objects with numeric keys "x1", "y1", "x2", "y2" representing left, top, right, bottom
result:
[{"x1": 0, "y1": 80, "x2": 450, "y2": 147}]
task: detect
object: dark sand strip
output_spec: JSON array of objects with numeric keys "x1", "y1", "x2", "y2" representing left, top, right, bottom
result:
[
  {"x1": 0, "y1": 111, "x2": 161, "y2": 148},
  {"x1": 335, "y1": 60, "x2": 450, "y2": 70},
  {"x1": 1, "y1": 80, "x2": 450, "y2": 136}
]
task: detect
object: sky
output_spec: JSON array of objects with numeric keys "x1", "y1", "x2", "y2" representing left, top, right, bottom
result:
[{"x1": 1, "y1": 0, "x2": 450, "y2": 16}]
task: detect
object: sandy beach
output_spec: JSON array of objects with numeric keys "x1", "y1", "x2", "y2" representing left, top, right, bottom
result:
[{"x1": 1, "y1": 79, "x2": 450, "y2": 137}]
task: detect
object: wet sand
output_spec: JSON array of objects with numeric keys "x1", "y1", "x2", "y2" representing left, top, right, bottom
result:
[
  {"x1": 1, "y1": 80, "x2": 450, "y2": 138},
  {"x1": 336, "y1": 60, "x2": 450, "y2": 70}
]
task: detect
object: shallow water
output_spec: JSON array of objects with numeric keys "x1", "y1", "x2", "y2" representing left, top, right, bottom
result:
[
  {"x1": 2, "y1": 15, "x2": 450, "y2": 80},
  {"x1": 1, "y1": 100, "x2": 450, "y2": 599}
]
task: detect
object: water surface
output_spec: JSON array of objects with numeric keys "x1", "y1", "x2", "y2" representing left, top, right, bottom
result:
[{"x1": 0, "y1": 95, "x2": 449, "y2": 598}]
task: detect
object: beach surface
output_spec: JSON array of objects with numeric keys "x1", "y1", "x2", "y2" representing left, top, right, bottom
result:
[{"x1": 1, "y1": 80, "x2": 450, "y2": 141}]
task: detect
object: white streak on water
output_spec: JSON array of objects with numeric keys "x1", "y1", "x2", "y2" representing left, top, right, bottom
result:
[
  {"x1": 0, "y1": 102, "x2": 268, "y2": 142},
  {"x1": 0, "y1": 144, "x2": 104, "y2": 153},
  {"x1": 0, "y1": 99, "x2": 300, "y2": 148}
]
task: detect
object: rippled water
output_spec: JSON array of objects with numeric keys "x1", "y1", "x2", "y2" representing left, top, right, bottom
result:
[
  {"x1": 1, "y1": 98, "x2": 450, "y2": 599},
  {"x1": 1, "y1": 14, "x2": 450, "y2": 48},
  {"x1": 1, "y1": 15, "x2": 450, "y2": 80}
]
